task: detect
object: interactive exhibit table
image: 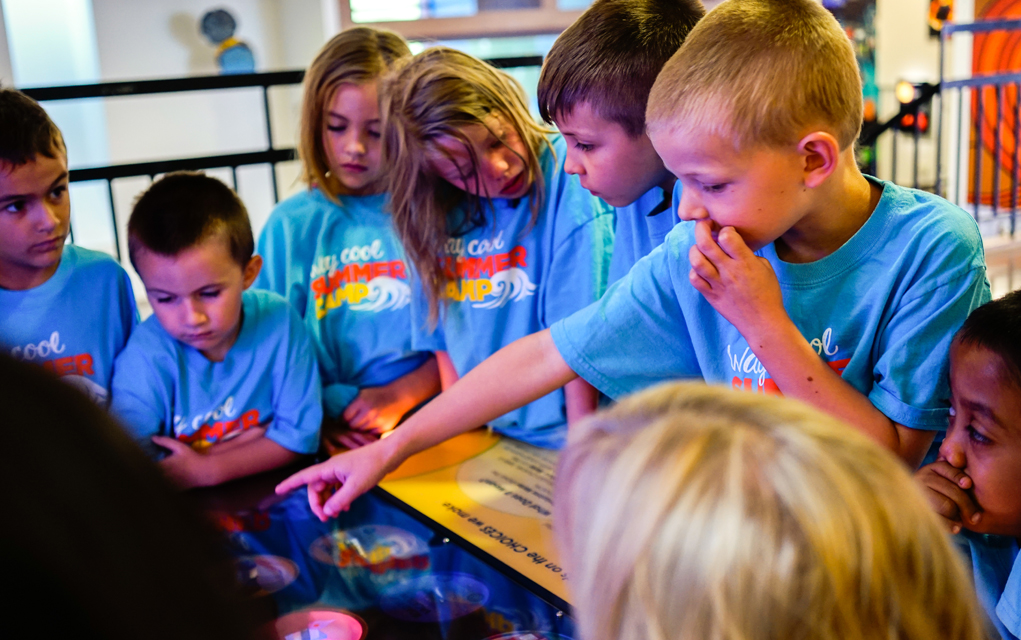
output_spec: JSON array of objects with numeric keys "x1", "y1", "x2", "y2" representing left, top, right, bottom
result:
[{"x1": 198, "y1": 430, "x2": 575, "y2": 640}]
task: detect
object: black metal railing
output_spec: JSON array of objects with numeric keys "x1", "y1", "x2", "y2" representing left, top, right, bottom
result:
[{"x1": 19, "y1": 55, "x2": 543, "y2": 261}]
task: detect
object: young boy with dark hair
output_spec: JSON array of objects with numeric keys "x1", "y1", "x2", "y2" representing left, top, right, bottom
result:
[
  {"x1": 278, "y1": 0, "x2": 991, "y2": 517},
  {"x1": 0, "y1": 87, "x2": 137, "y2": 405},
  {"x1": 916, "y1": 291, "x2": 1021, "y2": 640},
  {"x1": 111, "y1": 172, "x2": 322, "y2": 488},
  {"x1": 538, "y1": 0, "x2": 703, "y2": 283}
]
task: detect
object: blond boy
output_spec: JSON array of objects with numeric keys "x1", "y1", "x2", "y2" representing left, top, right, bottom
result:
[{"x1": 278, "y1": 0, "x2": 990, "y2": 516}]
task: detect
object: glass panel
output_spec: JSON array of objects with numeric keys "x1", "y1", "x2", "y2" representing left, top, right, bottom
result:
[
  {"x1": 556, "y1": 0, "x2": 591, "y2": 10},
  {"x1": 350, "y1": 0, "x2": 550, "y2": 22}
]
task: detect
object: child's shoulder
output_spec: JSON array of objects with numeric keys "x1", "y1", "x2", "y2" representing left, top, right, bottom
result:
[
  {"x1": 63, "y1": 245, "x2": 131, "y2": 279},
  {"x1": 242, "y1": 289, "x2": 309, "y2": 340},
  {"x1": 263, "y1": 187, "x2": 336, "y2": 235}
]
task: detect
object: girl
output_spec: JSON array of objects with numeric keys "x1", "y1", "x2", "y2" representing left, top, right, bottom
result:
[
  {"x1": 382, "y1": 47, "x2": 614, "y2": 448},
  {"x1": 255, "y1": 28, "x2": 439, "y2": 439},
  {"x1": 557, "y1": 382, "x2": 987, "y2": 640}
]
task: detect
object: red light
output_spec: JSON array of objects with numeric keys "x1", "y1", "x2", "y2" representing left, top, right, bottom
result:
[
  {"x1": 902, "y1": 114, "x2": 916, "y2": 127},
  {"x1": 918, "y1": 112, "x2": 929, "y2": 131}
]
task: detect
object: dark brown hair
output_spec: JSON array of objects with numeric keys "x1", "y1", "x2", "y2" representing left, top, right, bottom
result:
[
  {"x1": 538, "y1": 0, "x2": 703, "y2": 137},
  {"x1": 0, "y1": 86, "x2": 66, "y2": 168},
  {"x1": 128, "y1": 171, "x2": 253, "y2": 269},
  {"x1": 955, "y1": 289, "x2": 1021, "y2": 389}
]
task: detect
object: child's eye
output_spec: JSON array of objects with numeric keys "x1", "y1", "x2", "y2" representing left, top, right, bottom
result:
[
  {"x1": 368, "y1": 129, "x2": 381, "y2": 139},
  {"x1": 967, "y1": 425, "x2": 993, "y2": 445},
  {"x1": 326, "y1": 124, "x2": 347, "y2": 133},
  {"x1": 154, "y1": 296, "x2": 174, "y2": 304},
  {"x1": 200, "y1": 289, "x2": 221, "y2": 299},
  {"x1": 701, "y1": 183, "x2": 728, "y2": 193},
  {"x1": 2, "y1": 200, "x2": 25, "y2": 213},
  {"x1": 574, "y1": 142, "x2": 594, "y2": 152}
]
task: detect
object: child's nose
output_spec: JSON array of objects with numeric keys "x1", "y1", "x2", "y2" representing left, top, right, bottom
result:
[
  {"x1": 563, "y1": 151, "x2": 583, "y2": 176},
  {"x1": 183, "y1": 301, "x2": 207, "y2": 327},
  {"x1": 345, "y1": 133, "x2": 367, "y2": 156},
  {"x1": 677, "y1": 190, "x2": 708, "y2": 221},
  {"x1": 35, "y1": 202, "x2": 61, "y2": 231},
  {"x1": 939, "y1": 430, "x2": 967, "y2": 468}
]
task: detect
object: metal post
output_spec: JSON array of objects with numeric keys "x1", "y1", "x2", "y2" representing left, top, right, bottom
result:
[
  {"x1": 262, "y1": 86, "x2": 280, "y2": 203},
  {"x1": 937, "y1": 31, "x2": 946, "y2": 196},
  {"x1": 913, "y1": 118, "x2": 921, "y2": 190},
  {"x1": 958, "y1": 88, "x2": 966, "y2": 205},
  {"x1": 994, "y1": 83, "x2": 1004, "y2": 216},
  {"x1": 892, "y1": 127, "x2": 899, "y2": 184},
  {"x1": 974, "y1": 86, "x2": 984, "y2": 219},
  {"x1": 231, "y1": 165, "x2": 239, "y2": 191},
  {"x1": 1013, "y1": 83, "x2": 1020, "y2": 236},
  {"x1": 107, "y1": 179, "x2": 122, "y2": 262}
]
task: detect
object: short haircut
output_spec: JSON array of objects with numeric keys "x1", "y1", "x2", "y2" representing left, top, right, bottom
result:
[
  {"x1": 955, "y1": 289, "x2": 1021, "y2": 389},
  {"x1": 538, "y1": 0, "x2": 703, "y2": 137},
  {"x1": 0, "y1": 86, "x2": 66, "y2": 168},
  {"x1": 556, "y1": 383, "x2": 986, "y2": 640},
  {"x1": 299, "y1": 27, "x2": 410, "y2": 201},
  {"x1": 647, "y1": 0, "x2": 863, "y2": 150},
  {"x1": 128, "y1": 172, "x2": 253, "y2": 270}
]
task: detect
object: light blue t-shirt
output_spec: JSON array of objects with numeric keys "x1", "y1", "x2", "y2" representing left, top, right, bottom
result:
[
  {"x1": 0, "y1": 244, "x2": 137, "y2": 405},
  {"x1": 301, "y1": 189, "x2": 432, "y2": 417},
  {"x1": 255, "y1": 187, "x2": 334, "y2": 318},
  {"x1": 110, "y1": 289, "x2": 322, "y2": 458},
  {"x1": 607, "y1": 183, "x2": 677, "y2": 285},
  {"x1": 552, "y1": 178, "x2": 990, "y2": 430},
  {"x1": 958, "y1": 531, "x2": 1021, "y2": 639},
  {"x1": 412, "y1": 135, "x2": 614, "y2": 448}
]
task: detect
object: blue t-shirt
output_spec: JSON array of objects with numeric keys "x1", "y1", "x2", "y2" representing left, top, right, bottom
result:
[
  {"x1": 0, "y1": 244, "x2": 137, "y2": 405},
  {"x1": 301, "y1": 190, "x2": 432, "y2": 417},
  {"x1": 412, "y1": 135, "x2": 614, "y2": 448},
  {"x1": 958, "y1": 531, "x2": 1021, "y2": 639},
  {"x1": 607, "y1": 183, "x2": 677, "y2": 285},
  {"x1": 552, "y1": 178, "x2": 991, "y2": 430},
  {"x1": 255, "y1": 187, "x2": 334, "y2": 318},
  {"x1": 110, "y1": 289, "x2": 322, "y2": 457}
]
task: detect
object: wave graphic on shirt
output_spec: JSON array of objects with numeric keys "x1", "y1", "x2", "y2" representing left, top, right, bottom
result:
[
  {"x1": 472, "y1": 268, "x2": 536, "y2": 309},
  {"x1": 349, "y1": 276, "x2": 412, "y2": 312}
]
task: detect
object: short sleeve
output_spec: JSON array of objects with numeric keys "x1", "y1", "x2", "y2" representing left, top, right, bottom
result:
[
  {"x1": 551, "y1": 243, "x2": 700, "y2": 399},
  {"x1": 869, "y1": 267, "x2": 991, "y2": 429},
  {"x1": 267, "y1": 308, "x2": 323, "y2": 454},
  {"x1": 540, "y1": 212, "x2": 614, "y2": 327},
  {"x1": 109, "y1": 339, "x2": 171, "y2": 459}
]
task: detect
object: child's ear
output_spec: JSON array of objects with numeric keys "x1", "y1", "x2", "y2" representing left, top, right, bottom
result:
[
  {"x1": 797, "y1": 131, "x2": 841, "y2": 188},
  {"x1": 242, "y1": 254, "x2": 263, "y2": 289}
]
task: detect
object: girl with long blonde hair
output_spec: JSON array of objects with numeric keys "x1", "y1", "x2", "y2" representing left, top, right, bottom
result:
[
  {"x1": 380, "y1": 47, "x2": 613, "y2": 448},
  {"x1": 255, "y1": 28, "x2": 439, "y2": 441},
  {"x1": 557, "y1": 383, "x2": 987, "y2": 640}
]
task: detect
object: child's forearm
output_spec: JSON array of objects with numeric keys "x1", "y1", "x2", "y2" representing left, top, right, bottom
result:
[
  {"x1": 385, "y1": 330, "x2": 578, "y2": 463},
  {"x1": 204, "y1": 437, "x2": 303, "y2": 486},
  {"x1": 748, "y1": 317, "x2": 934, "y2": 466},
  {"x1": 565, "y1": 378, "x2": 599, "y2": 424},
  {"x1": 436, "y1": 351, "x2": 459, "y2": 391}
]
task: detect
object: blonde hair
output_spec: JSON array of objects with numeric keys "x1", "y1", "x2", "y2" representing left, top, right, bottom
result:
[
  {"x1": 380, "y1": 47, "x2": 552, "y2": 323},
  {"x1": 646, "y1": 0, "x2": 863, "y2": 150},
  {"x1": 556, "y1": 383, "x2": 985, "y2": 640},
  {"x1": 298, "y1": 27, "x2": 410, "y2": 201}
]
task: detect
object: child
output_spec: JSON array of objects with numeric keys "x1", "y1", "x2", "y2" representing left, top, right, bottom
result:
[
  {"x1": 277, "y1": 0, "x2": 989, "y2": 515},
  {"x1": 380, "y1": 47, "x2": 614, "y2": 448},
  {"x1": 255, "y1": 28, "x2": 438, "y2": 440},
  {"x1": 916, "y1": 291, "x2": 1021, "y2": 640},
  {"x1": 0, "y1": 87, "x2": 137, "y2": 405},
  {"x1": 111, "y1": 172, "x2": 322, "y2": 488},
  {"x1": 557, "y1": 382, "x2": 986, "y2": 640},
  {"x1": 537, "y1": 0, "x2": 703, "y2": 284}
]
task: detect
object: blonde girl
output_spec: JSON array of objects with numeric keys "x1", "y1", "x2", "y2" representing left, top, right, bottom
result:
[
  {"x1": 255, "y1": 28, "x2": 439, "y2": 440},
  {"x1": 383, "y1": 47, "x2": 613, "y2": 447},
  {"x1": 556, "y1": 382, "x2": 986, "y2": 640}
]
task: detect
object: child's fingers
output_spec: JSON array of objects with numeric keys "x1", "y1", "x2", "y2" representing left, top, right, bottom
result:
[
  {"x1": 689, "y1": 268, "x2": 712, "y2": 296},
  {"x1": 322, "y1": 476, "x2": 367, "y2": 517},
  {"x1": 275, "y1": 461, "x2": 339, "y2": 495},
  {"x1": 928, "y1": 459, "x2": 974, "y2": 490},
  {"x1": 716, "y1": 226, "x2": 753, "y2": 260},
  {"x1": 343, "y1": 397, "x2": 368, "y2": 423},
  {"x1": 688, "y1": 244, "x2": 719, "y2": 283},
  {"x1": 918, "y1": 465, "x2": 982, "y2": 526},
  {"x1": 307, "y1": 484, "x2": 330, "y2": 522},
  {"x1": 152, "y1": 435, "x2": 188, "y2": 454},
  {"x1": 693, "y1": 220, "x2": 729, "y2": 265}
]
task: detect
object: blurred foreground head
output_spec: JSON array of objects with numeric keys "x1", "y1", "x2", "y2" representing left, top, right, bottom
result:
[
  {"x1": 555, "y1": 383, "x2": 984, "y2": 640},
  {"x1": 0, "y1": 353, "x2": 259, "y2": 639}
]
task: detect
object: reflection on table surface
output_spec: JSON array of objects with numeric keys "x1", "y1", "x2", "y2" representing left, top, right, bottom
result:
[{"x1": 191, "y1": 465, "x2": 576, "y2": 640}]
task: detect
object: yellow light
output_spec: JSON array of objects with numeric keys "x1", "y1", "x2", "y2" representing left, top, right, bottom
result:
[{"x1": 896, "y1": 81, "x2": 916, "y2": 104}]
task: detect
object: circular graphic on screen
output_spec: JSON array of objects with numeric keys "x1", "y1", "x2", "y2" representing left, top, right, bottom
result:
[
  {"x1": 309, "y1": 525, "x2": 429, "y2": 571},
  {"x1": 379, "y1": 572, "x2": 489, "y2": 623},
  {"x1": 234, "y1": 555, "x2": 299, "y2": 597},
  {"x1": 273, "y1": 608, "x2": 366, "y2": 640}
]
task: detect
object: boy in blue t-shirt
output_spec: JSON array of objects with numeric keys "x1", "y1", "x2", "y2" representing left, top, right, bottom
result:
[
  {"x1": 537, "y1": 0, "x2": 703, "y2": 285},
  {"x1": 916, "y1": 292, "x2": 1021, "y2": 640},
  {"x1": 111, "y1": 172, "x2": 321, "y2": 488},
  {"x1": 0, "y1": 88, "x2": 137, "y2": 405},
  {"x1": 276, "y1": 0, "x2": 990, "y2": 516}
]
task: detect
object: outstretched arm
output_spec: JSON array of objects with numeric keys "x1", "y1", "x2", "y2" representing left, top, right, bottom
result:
[{"x1": 275, "y1": 329, "x2": 577, "y2": 520}]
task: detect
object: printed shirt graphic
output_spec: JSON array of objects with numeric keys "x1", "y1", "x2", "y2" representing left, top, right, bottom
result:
[
  {"x1": 607, "y1": 183, "x2": 679, "y2": 285},
  {"x1": 552, "y1": 178, "x2": 991, "y2": 431},
  {"x1": 411, "y1": 134, "x2": 614, "y2": 448},
  {"x1": 303, "y1": 192, "x2": 430, "y2": 417},
  {"x1": 254, "y1": 187, "x2": 335, "y2": 318},
  {"x1": 0, "y1": 245, "x2": 138, "y2": 405},
  {"x1": 110, "y1": 289, "x2": 322, "y2": 457}
]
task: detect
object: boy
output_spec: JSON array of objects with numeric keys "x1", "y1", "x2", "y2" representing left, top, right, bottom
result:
[
  {"x1": 0, "y1": 87, "x2": 137, "y2": 405},
  {"x1": 537, "y1": 0, "x2": 703, "y2": 284},
  {"x1": 111, "y1": 172, "x2": 322, "y2": 488},
  {"x1": 916, "y1": 291, "x2": 1021, "y2": 640},
  {"x1": 277, "y1": 0, "x2": 990, "y2": 516}
]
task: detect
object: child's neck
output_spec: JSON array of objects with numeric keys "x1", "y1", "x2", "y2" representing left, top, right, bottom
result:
[
  {"x1": 0, "y1": 257, "x2": 62, "y2": 291},
  {"x1": 774, "y1": 154, "x2": 881, "y2": 265}
]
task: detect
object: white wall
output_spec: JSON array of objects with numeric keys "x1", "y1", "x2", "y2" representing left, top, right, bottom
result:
[{"x1": 0, "y1": 7, "x2": 12, "y2": 86}]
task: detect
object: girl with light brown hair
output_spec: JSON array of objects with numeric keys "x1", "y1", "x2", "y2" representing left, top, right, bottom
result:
[{"x1": 255, "y1": 28, "x2": 439, "y2": 444}]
